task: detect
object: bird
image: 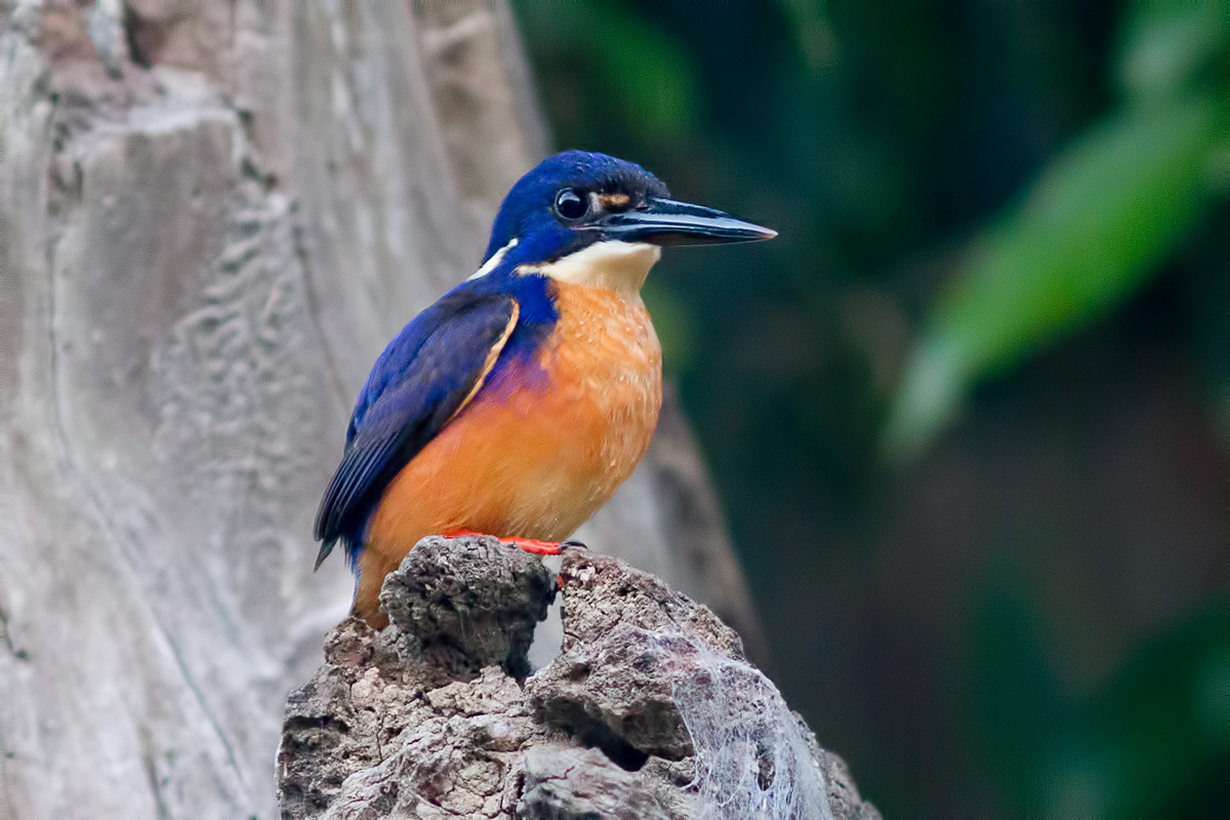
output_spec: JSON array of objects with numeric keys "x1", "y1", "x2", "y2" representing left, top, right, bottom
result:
[{"x1": 314, "y1": 150, "x2": 776, "y2": 627}]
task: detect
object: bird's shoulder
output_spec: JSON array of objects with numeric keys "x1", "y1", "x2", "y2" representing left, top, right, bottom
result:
[
  {"x1": 315, "y1": 282, "x2": 529, "y2": 550},
  {"x1": 346, "y1": 276, "x2": 548, "y2": 440}
]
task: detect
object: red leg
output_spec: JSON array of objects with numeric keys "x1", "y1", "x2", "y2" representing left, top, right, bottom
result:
[
  {"x1": 444, "y1": 529, "x2": 563, "y2": 556},
  {"x1": 502, "y1": 537, "x2": 563, "y2": 556}
]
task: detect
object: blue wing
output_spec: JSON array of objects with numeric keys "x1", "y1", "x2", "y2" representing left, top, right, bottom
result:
[{"x1": 314, "y1": 290, "x2": 520, "y2": 568}]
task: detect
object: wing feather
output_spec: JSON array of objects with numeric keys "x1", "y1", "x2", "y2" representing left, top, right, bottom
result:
[{"x1": 314, "y1": 293, "x2": 520, "y2": 567}]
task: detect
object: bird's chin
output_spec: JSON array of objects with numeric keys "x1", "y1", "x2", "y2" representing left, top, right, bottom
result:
[{"x1": 518, "y1": 240, "x2": 662, "y2": 295}]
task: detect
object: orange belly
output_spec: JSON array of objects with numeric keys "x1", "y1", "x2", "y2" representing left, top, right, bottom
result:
[{"x1": 353, "y1": 280, "x2": 662, "y2": 624}]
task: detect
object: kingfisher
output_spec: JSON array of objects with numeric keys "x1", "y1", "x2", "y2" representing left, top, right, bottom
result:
[{"x1": 314, "y1": 150, "x2": 775, "y2": 627}]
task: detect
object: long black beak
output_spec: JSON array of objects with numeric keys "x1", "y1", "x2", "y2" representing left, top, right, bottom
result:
[{"x1": 598, "y1": 197, "x2": 777, "y2": 246}]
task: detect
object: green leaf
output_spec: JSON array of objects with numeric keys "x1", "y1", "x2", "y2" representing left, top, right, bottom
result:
[
  {"x1": 1118, "y1": 0, "x2": 1228, "y2": 102},
  {"x1": 884, "y1": 95, "x2": 1223, "y2": 461}
]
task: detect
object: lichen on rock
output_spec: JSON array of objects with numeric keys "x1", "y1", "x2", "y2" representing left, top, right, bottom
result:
[{"x1": 277, "y1": 536, "x2": 879, "y2": 819}]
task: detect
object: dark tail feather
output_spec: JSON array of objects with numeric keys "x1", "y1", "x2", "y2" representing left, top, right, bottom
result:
[{"x1": 314, "y1": 538, "x2": 336, "y2": 571}]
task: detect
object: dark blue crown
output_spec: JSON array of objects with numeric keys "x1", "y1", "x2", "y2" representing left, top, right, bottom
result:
[{"x1": 483, "y1": 150, "x2": 670, "y2": 264}]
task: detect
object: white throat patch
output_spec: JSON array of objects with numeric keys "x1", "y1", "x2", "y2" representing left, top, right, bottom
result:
[{"x1": 521, "y1": 240, "x2": 662, "y2": 294}]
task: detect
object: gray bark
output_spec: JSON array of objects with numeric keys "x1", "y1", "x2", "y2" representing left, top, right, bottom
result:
[
  {"x1": 278, "y1": 538, "x2": 878, "y2": 820},
  {"x1": 0, "y1": 1, "x2": 762, "y2": 817}
]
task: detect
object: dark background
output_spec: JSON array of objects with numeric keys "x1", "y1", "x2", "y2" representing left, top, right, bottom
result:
[{"x1": 513, "y1": 1, "x2": 1229, "y2": 817}]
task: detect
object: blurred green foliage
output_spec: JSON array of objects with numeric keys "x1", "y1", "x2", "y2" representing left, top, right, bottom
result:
[
  {"x1": 971, "y1": 572, "x2": 1230, "y2": 817},
  {"x1": 886, "y1": 0, "x2": 1228, "y2": 459},
  {"x1": 514, "y1": 0, "x2": 1228, "y2": 816}
]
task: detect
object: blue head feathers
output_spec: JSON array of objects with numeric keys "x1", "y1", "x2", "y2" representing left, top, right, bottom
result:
[
  {"x1": 483, "y1": 151, "x2": 669, "y2": 265},
  {"x1": 481, "y1": 150, "x2": 775, "y2": 271}
]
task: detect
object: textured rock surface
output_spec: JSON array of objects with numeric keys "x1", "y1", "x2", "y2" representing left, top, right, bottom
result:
[
  {"x1": 381, "y1": 536, "x2": 557, "y2": 681},
  {"x1": 0, "y1": 2, "x2": 763, "y2": 818},
  {"x1": 278, "y1": 538, "x2": 879, "y2": 819}
]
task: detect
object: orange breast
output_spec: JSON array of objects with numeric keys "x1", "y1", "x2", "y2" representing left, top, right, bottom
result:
[{"x1": 354, "y1": 279, "x2": 662, "y2": 622}]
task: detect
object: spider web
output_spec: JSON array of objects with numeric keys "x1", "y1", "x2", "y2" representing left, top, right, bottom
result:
[{"x1": 674, "y1": 645, "x2": 834, "y2": 820}]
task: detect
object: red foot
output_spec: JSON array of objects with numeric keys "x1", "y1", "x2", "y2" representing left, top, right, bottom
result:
[
  {"x1": 444, "y1": 529, "x2": 563, "y2": 556},
  {"x1": 503, "y1": 537, "x2": 564, "y2": 556}
]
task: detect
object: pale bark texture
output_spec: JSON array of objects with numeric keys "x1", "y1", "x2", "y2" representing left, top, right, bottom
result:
[
  {"x1": 277, "y1": 538, "x2": 879, "y2": 819},
  {"x1": 0, "y1": 1, "x2": 762, "y2": 818}
]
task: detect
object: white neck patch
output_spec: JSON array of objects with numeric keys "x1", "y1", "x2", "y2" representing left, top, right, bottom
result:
[
  {"x1": 468, "y1": 237, "x2": 518, "y2": 280},
  {"x1": 521, "y1": 240, "x2": 662, "y2": 295}
]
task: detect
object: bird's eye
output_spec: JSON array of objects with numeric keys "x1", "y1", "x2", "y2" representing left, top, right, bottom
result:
[{"x1": 554, "y1": 188, "x2": 588, "y2": 221}]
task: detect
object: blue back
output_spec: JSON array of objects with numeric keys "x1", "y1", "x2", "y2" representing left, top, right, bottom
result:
[{"x1": 346, "y1": 270, "x2": 557, "y2": 444}]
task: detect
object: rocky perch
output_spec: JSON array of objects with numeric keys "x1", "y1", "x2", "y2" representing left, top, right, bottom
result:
[{"x1": 277, "y1": 536, "x2": 879, "y2": 819}]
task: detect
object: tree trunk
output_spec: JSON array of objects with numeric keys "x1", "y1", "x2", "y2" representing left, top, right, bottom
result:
[
  {"x1": 0, "y1": 2, "x2": 762, "y2": 817},
  {"x1": 277, "y1": 537, "x2": 878, "y2": 819}
]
